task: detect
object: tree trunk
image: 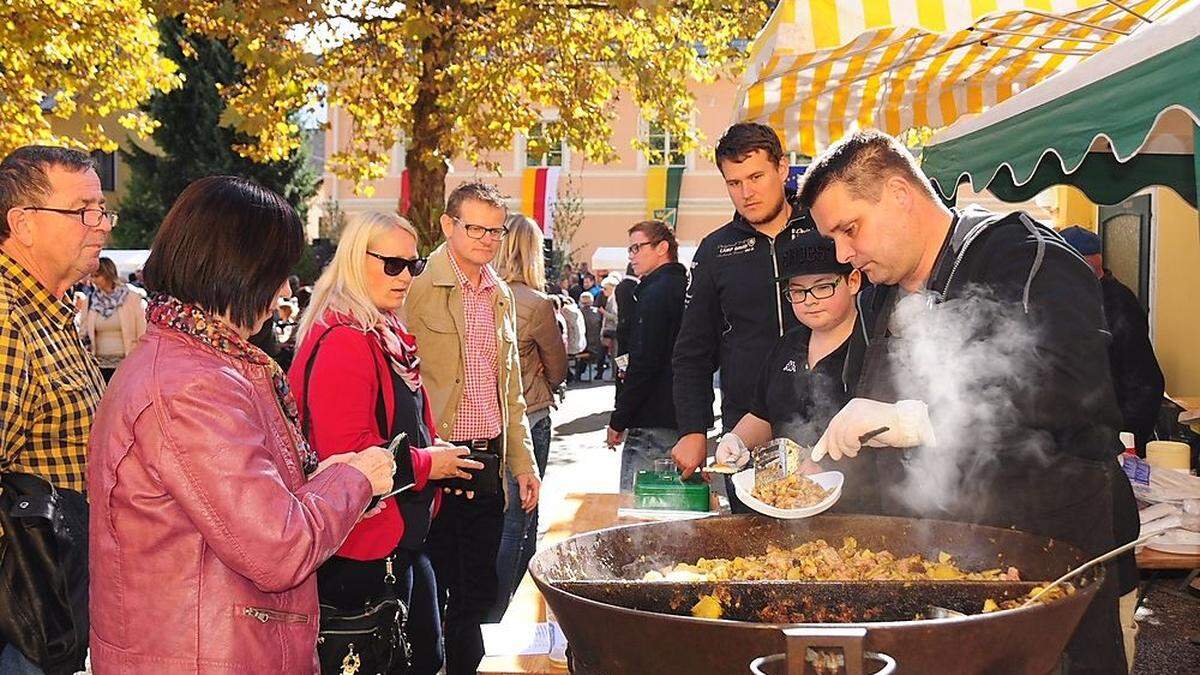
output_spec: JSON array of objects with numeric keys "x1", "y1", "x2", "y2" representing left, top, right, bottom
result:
[
  {"x1": 402, "y1": 8, "x2": 458, "y2": 252},
  {"x1": 405, "y1": 147, "x2": 449, "y2": 252}
]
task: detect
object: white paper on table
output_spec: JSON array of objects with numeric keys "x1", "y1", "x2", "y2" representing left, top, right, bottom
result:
[
  {"x1": 1139, "y1": 503, "x2": 1178, "y2": 525},
  {"x1": 481, "y1": 622, "x2": 566, "y2": 657},
  {"x1": 617, "y1": 507, "x2": 716, "y2": 522}
]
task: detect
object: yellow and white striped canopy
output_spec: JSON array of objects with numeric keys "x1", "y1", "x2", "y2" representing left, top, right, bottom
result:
[{"x1": 737, "y1": 0, "x2": 1194, "y2": 156}]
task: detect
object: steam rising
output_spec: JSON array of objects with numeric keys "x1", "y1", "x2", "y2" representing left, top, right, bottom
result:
[{"x1": 886, "y1": 287, "x2": 1050, "y2": 520}]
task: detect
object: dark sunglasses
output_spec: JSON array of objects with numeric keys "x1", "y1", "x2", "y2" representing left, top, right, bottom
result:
[{"x1": 367, "y1": 251, "x2": 427, "y2": 277}]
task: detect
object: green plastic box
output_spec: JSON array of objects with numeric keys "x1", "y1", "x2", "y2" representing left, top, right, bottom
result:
[{"x1": 632, "y1": 470, "x2": 711, "y2": 511}]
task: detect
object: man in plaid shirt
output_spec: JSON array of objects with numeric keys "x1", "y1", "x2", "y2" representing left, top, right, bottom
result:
[
  {"x1": 1, "y1": 147, "x2": 112, "y2": 672},
  {"x1": 406, "y1": 182, "x2": 540, "y2": 675}
]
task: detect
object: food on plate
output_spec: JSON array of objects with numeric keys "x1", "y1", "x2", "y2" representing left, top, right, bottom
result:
[
  {"x1": 702, "y1": 462, "x2": 739, "y2": 475},
  {"x1": 642, "y1": 537, "x2": 1023, "y2": 582},
  {"x1": 751, "y1": 473, "x2": 829, "y2": 510}
]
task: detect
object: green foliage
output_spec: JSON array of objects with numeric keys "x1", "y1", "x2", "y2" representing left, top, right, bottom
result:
[{"x1": 0, "y1": 0, "x2": 180, "y2": 155}]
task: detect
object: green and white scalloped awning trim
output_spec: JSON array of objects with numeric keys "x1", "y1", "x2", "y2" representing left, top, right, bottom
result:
[{"x1": 924, "y1": 5, "x2": 1200, "y2": 207}]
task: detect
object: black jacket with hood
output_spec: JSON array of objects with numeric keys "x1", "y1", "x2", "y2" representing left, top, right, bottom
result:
[
  {"x1": 672, "y1": 195, "x2": 813, "y2": 435},
  {"x1": 847, "y1": 206, "x2": 1139, "y2": 595}
]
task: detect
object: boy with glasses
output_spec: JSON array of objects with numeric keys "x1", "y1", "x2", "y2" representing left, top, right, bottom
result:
[
  {"x1": 713, "y1": 230, "x2": 879, "y2": 512},
  {"x1": 404, "y1": 182, "x2": 539, "y2": 675}
]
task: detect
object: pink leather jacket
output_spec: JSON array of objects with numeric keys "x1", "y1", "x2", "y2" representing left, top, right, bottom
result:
[{"x1": 87, "y1": 326, "x2": 372, "y2": 673}]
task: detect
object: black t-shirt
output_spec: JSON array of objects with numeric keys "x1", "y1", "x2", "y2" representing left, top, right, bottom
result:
[
  {"x1": 749, "y1": 326, "x2": 880, "y2": 513},
  {"x1": 749, "y1": 327, "x2": 849, "y2": 444},
  {"x1": 389, "y1": 367, "x2": 435, "y2": 550}
]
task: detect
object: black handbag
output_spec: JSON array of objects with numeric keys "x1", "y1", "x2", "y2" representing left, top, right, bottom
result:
[
  {"x1": 316, "y1": 558, "x2": 411, "y2": 675},
  {"x1": 0, "y1": 472, "x2": 89, "y2": 675}
]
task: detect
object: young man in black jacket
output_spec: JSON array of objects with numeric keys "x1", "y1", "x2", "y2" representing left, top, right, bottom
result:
[
  {"x1": 607, "y1": 220, "x2": 688, "y2": 491},
  {"x1": 802, "y1": 130, "x2": 1136, "y2": 674},
  {"x1": 670, "y1": 123, "x2": 811, "y2": 501}
]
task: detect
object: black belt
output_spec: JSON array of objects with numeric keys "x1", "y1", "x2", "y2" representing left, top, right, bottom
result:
[{"x1": 456, "y1": 437, "x2": 501, "y2": 454}]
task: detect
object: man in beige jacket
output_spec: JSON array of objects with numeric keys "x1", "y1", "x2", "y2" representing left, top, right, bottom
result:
[{"x1": 405, "y1": 182, "x2": 539, "y2": 675}]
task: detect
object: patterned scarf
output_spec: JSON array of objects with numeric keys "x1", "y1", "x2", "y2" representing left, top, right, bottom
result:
[
  {"x1": 91, "y1": 285, "x2": 129, "y2": 319},
  {"x1": 147, "y1": 294, "x2": 319, "y2": 474},
  {"x1": 373, "y1": 314, "x2": 423, "y2": 392}
]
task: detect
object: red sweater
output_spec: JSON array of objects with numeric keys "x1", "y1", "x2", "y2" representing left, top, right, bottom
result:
[{"x1": 288, "y1": 315, "x2": 440, "y2": 560}]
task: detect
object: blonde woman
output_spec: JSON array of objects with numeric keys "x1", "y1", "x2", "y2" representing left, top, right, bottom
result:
[
  {"x1": 81, "y1": 256, "x2": 147, "y2": 381},
  {"x1": 290, "y1": 212, "x2": 482, "y2": 675},
  {"x1": 488, "y1": 214, "x2": 568, "y2": 620}
]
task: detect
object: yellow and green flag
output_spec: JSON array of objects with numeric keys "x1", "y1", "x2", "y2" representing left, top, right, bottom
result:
[{"x1": 645, "y1": 166, "x2": 685, "y2": 228}]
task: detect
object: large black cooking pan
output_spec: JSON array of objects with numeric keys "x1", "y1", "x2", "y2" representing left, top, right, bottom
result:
[{"x1": 530, "y1": 514, "x2": 1102, "y2": 674}]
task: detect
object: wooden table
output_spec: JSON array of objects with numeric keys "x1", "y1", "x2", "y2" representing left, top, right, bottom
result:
[
  {"x1": 477, "y1": 493, "x2": 629, "y2": 675},
  {"x1": 1136, "y1": 547, "x2": 1200, "y2": 570}
]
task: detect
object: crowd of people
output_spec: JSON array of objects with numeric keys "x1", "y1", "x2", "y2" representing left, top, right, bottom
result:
[{"x1": 0, "y1": 119, "x2": 1167, "y2": 674}]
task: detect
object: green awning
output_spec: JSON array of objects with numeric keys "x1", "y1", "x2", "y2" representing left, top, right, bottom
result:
[{"x1": 924, "y1": 7, "x2": 1200, "y2": 208}]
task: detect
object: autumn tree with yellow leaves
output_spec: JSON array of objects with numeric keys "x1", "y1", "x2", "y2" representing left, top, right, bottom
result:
[
  {"x1": 169, "y1": 0, "x2": 770, "y2": 247},
  {"x1": 3, "y1": 0, "x2": 768, "y2": 248},
  {"x1": 0, "y1": 0, "x2": 180, "y2": 153}
]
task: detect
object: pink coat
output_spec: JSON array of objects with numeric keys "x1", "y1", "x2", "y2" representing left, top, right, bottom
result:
[{"x1": 87, "y1": 325, "x2": 372, "y2": 674}]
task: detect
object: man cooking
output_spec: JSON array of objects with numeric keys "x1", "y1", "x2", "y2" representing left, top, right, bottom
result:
[{"x1": 799, "y1": 130, "x2": 1136, "y2": 674}]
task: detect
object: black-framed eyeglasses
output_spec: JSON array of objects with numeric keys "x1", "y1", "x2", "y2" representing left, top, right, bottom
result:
[
  {"x1": 784, "y1": 276, "x2": 843, "y2": 303},
  {"x1": 367, "y1": 251, "x2": 427, "y2": 277},
  {"x1": 627, "y1": 239, "x2": 662, "y2": 255},
  {"x1": 452, "y1": 216, "x2": 508, "y2": 241},
  {"x1": 22, "y1": 206, "x2": 118, "y2": 229}
]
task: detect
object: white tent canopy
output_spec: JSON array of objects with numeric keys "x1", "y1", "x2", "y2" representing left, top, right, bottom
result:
[
  {"x1": 100, "y1": 249, "x2": 151, "y2": 279},
  {"x1": 590, "y1": 245, "x2": 697, "y2": 273}
]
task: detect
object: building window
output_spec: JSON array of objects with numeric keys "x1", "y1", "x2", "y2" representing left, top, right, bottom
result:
[
  {"x1": 91, "y1": 151, "x2": 116, "y2": 192},
  {"x1": 525, "y1": 122, "x2": 564, "y2": 167},
  {"x1": 647, "y1": 122, "x2": 686, "y2": 168}
]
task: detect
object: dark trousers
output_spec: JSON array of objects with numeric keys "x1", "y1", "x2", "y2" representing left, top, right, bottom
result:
[
  {"x1": 317, "y1": 548, "x2": 444, "y2": 675},
  {"x1": 426, "y1": 489, "x2": 504, "y2": 675}
]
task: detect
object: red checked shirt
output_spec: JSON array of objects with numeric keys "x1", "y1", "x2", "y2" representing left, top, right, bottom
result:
[{"x1": 448, "y1": 254, "x2": 503, "y2": 441}]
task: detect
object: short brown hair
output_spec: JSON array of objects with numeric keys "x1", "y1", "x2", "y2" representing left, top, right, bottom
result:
[
  {"x1": 446, "y1": 182, "x2": 507, "y2": 219},
  {"x1": 628, "y1": 219, "x2": 678, "y2": 262},
  {"x1": 798, "y1": 129, "x2": 936, "y2": 208},
  {"x1": 143, "y1": 176, "x2": 304, "y2": 329},
  {"x1": 0, "y1": 145, "x2": 95, "y2": 242},
  {"x1": 714, "y1": 123, "x2": 784, "y2": 171}
]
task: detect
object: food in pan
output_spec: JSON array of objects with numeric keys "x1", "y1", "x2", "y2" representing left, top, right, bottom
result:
[
  {"x1": 751, "y1": 473, "x2": 830, "y2": 509},
  {"x1": 643, "y1": 537, "x2": 1022, "y2": 582},
  {"x1": 984, "y1": 584, "x2": 1073, "y2": 613},
  {"x1": 690, "y1": 594, "x2": 724, "y2": 619}
]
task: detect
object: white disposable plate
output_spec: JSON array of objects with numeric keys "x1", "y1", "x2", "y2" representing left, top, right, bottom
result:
[
  {"x1": 1144, "y1": 529, "x2": 1200, "y2": 555},
  {"x1": 731, "y1": 470, "x2": 844, "y2": 519}
]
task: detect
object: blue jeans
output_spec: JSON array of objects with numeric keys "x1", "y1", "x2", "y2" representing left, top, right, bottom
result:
[
  {"x1": 619, "y1": 427, "x2": 679, "y2": 493},
  {"x1": 489, "y1": 414, "x2": 552, "y2": 621},
  {"x1": 0, "y1": 645, "x2": 44, "y2": 675}
]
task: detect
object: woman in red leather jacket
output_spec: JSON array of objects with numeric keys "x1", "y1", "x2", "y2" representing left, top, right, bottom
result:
[
  {"x1": 87, "y1": 176, "x2": 395, "y2": 674},
  {"x1": 290, "y1": 212, "x2": 481, "y2": 674}
]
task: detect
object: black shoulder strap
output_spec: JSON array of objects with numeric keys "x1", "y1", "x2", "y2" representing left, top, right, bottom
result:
[{"x1": 301, "y1": 326, "x2": 390, "y2": 444}]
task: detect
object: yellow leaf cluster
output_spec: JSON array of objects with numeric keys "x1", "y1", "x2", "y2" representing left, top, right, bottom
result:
[
  {"x1": 0, "y1": 0, "x2": 181, "y2": 155},
  {"x1": 3, "y1": 0, "x2": 769, "y2": 189},
  {"x1": 171, "y1": 0, "x2": 770, "y2": 191}
]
